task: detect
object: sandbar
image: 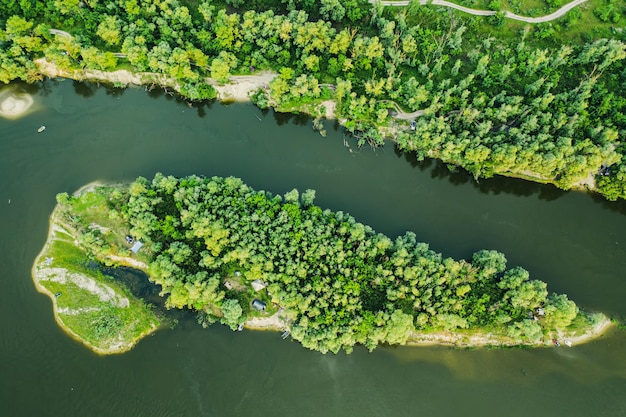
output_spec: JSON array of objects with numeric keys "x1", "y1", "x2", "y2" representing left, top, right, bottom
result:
[{"x1": 0, "y1": 88, "x2": 34, "y2": 119}]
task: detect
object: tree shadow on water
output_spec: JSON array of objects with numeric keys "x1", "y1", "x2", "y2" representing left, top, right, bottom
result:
[
  {"x1": 475, "y1": 175, "x2": 567, "y2": 202},
  {"x1": 146, "y1": 86, "x2": 165, "y2": 100},
  {"x1": 191, "y1": 100, "x2": 216, "y2": 118},
  {"x1": 394, "y1": 147, "x2": 567, "y2": 201},
  {"x1": 72, "y1": 80, "x2": 97, "y2": 98},
  {"x1": 19, "y1": 79, "x2": 56, "y2": 96},
  {"x1": 104, "y1": 85, "x2": 126, "y2": 98},
  {"x1": 431, "y1": 162, "x2": 472, "y2": 187},
  {"x1": 272, "y1": 110, "x2": 311, "y2": 126},
  {"x1": 589, "y1": 193, "x2": 626, "y2": 215},
  {"x1": 394, "y1": 146, "x2": 432, "y2": 172},
  {"x1": 145, "y1": 86, "x2": 179, "y2": 102}
]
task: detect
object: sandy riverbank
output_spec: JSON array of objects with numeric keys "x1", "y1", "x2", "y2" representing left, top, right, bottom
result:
[
  {"x1": 34, "y1": 58, "x2": 278, "y2": 103},
  {"x1": 404, "y1": 316, "x2": 615, "y2": 348},
  {"x1": 555, "y1": 316, "x2": 615, "y2": 346},
  {"x1": 244, "y1": 312, "x2": 288, "y2": 331}
]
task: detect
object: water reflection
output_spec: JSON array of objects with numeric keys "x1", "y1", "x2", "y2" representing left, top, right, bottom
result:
[
  {"x1": 394, "y1": 147, "x2": 568, "y2": 201},
  {"x1": 590, "y1": 193, "x2": 626, "y2": 215},
  {"x1": 72, "y1": 80, "x2": 98, "y2": 98},
  {"x1": 272, "y1": 110, "x2": 312, "y2": 126},
  {"x1": 386, "y1": 326, "x2": 626, "y2": 385}
]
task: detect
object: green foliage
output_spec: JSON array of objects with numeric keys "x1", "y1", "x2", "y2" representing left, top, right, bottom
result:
[
  {"x1": 596, "y1": 164, "x2": 626, "y2": 201},
  {"x1": 220, "y1": 299, "x2": 244, "y2": 330},
  {"x1": 92, "y1": 306, "x2": 125, "y2": 339},
  {"x1": 120, "y1": 174, "x2": 585, "y2": 353},
  {"x1": 543, "y1": 293, "x2": 579, "y2": 330},
  {"x1": 250, "y1": 89, "x2": 269, "y2": 109}
]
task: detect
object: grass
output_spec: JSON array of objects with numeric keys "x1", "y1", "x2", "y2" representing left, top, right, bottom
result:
[
  {"x1": 454, "y1": 0, "x2": 565, "y2": 15},
  {"x1": 34, "y1": 191, "x2": 161, "y2": 354},
  {"x1": 64, "y1": 185, "x2": 155, "y2": 264},
  {"x1": 42, "y1": 279, "x2": 104, "y2": 309},
  {"x1": 45, "y1": 232, "x2": 89, "y2": 271},
  {"x1": 403, "y1": 0, "x2": 625, "y2": 47},
  {"x1": 58, "y1": 299, "x2": 159, "y2": 350}
]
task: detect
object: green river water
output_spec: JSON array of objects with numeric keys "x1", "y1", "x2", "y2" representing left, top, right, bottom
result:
[{"x1": 1, "y1": 79, "x2": 625, "y2": 417}]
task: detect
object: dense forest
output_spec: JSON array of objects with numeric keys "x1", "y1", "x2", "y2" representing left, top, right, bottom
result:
[
  {"x1": 64, "y1": 173, "x2": 599, "y2": 353},
  {"x1": 1, "y1": 0, "x2": 625, "y2": 200}
]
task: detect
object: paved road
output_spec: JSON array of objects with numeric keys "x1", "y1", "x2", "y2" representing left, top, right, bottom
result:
[
  {"x1": 49, "y1": 28, "x2": 71, "y2": 38},
  {"x1": 372, "y1": 0, "x2": 588, "y2": 23},
  {"x1": 49, "y1": 29, "x2": 128, "y2": 58}
]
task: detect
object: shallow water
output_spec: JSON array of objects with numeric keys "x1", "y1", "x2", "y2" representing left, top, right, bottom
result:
[{"x1": 1, "y1": 79, "x2": 625, "y2": 417}]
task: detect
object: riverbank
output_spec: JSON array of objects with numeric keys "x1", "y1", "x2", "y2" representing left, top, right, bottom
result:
[
  {"x1": 223, "y1": 314, "x2": 615, "y2": 348},
  {"x1": 406, "y1": 316, "x2": 615, "y2": 348},
  {"x1": 34, "y1": 58, "x2": 277, "y2": 103},
  {"x1": 242, "y1": 307, "x2": 615, "y2": 348},
  {"x1": 33, "y1": 59, "x2": 606, "y2": 197}
]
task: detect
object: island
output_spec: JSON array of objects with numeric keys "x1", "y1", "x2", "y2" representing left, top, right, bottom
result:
[{"x1": 33, "y1": 175, "x2": 612, "y2": 354}]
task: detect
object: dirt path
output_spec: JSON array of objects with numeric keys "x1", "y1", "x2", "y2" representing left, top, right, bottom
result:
[
  {"x1": 211, "y1": 72, "x2": 277, "y2": 101},
  {"x1": 391, "y1": 108, "x2": 425, "y2": 120},
  {"x1": 373, "y1": 0, "x2": 588, "y2": 23}
]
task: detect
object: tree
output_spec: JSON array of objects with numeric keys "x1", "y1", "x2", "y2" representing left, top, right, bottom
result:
[
  {"x1": 507, "y1": 320, "x2": 542, "y2": 342},
  {"x1": 53, "y1": 0, "x2": 80, "y2": 15},
  {"x1": 320, "y1": 0, "x2": 346, "y2": 22},
  {"x1": 96, "y1": 15, "x2": 122, "y2": 47},
  {"x1": 80, "y1": 47, "x2": 117, "y2": 71},
  {"x1": 300, "y1": 189, "x2": 316, "y2": 207},
  {"x1": 120, "y1": 169, "x2": 589, "y2": 353},
  {"x1": 5, "y1": 15, "x2": 33, "y2": 36},
  {"x1": 543, "y1": 293, "x2": 578, "y2": 330},
  {"x1": 384, "y1": 310, "x2": 415, "y2": 344},
  {"x1": 210, "y1": 51, "x2": 237, "y2": 82},
  {"x1": 220, "y1": 299, "x2": 244, "y2": 330}
]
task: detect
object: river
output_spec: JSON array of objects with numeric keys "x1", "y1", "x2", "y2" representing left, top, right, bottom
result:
[{"x1": 1, "y1": 79, "x2": 625, "y2": 417}]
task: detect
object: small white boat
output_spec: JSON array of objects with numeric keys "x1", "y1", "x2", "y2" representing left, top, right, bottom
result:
[{"x1": 37, "y1": 125, "x2": 46, "y2": 132}]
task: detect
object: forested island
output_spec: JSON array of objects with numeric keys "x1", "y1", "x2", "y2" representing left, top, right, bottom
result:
[
  {"x1": 1, "y1": 0, "x2": 626, "y2": 200},
  {"x1": 33, "y1": 175, "x2": 611, "y2": 354}
]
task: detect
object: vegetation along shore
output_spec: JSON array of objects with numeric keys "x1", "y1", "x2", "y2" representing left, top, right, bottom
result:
[
  {"x1": 1, "y1": 0, "x2": 625, "y2": 200},
  {"x1": 33, "y1": 176, "x2": 613, "y2": 354}
]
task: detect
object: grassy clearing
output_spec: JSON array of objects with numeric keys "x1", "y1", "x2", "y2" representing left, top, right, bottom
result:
[
  {"x1": 61, "y1": 185, "x2": 154, "y2": 265},
  {"x1": 33, "y1": 187, "x2": 161, "y2": 354}
]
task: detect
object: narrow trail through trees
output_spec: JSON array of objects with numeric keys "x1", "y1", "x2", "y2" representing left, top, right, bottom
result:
[{"x1": 373, "y1": 0, "x2": 588, "y2": 23}]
